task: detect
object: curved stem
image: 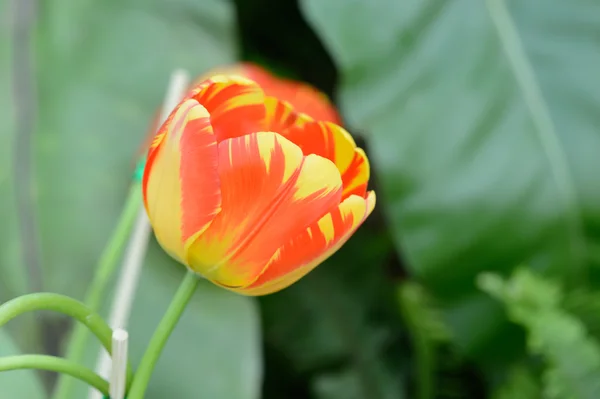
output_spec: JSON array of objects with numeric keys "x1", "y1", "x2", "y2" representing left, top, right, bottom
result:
[
  {"x1": 53, "y1": 182, "x2": 141, "y2": 399},
  {"x1": 0, "y1": 293, "x2": 133, "y2": 383},
  {"x1": 0, "y1": 355, "x2": 109, "y2": 396},
  {"x1": 127, "y1": 271, "x2": 199, "y2": 399},
  {"x1": 0, "y1": 293, "x2": 112, "y2": 352}
]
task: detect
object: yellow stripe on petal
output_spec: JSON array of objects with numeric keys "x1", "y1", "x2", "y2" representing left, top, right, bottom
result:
[
  {"x1": 142, "y1": 108, "x2": 181, "y2": 209},
  {"x1": 238, "y1": 191, "x2": 376, "y2": 296},
  {"x1": 186, "y1": 134, "x2": 343, "y2": 288},
  {"x1": 144, "y1": 99, "x2": 219, "y2": 263}
]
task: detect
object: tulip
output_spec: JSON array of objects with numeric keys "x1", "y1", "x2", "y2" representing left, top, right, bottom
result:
[{"x1": 142, "y1": 75, "x2": 375, "y2": 295}]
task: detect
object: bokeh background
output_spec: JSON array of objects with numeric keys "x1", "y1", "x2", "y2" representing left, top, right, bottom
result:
[{"x1": 2, "y1": 0, "x2": 600, "y2": 398}]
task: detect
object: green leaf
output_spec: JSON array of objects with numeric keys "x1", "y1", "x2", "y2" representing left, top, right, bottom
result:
[
  {"x1": 0, "y1": 0, "x2": 42, "y2": 354},
  {"x1": 398, "y1": 282, "x2": 450, "y2": 345},
  {"x1": 397, "y1": 282, "x2": 449, "y2": 399},
  {"x1": 311, "y1": 366, "x2": 403, "y2": 399},
  {"x1": 490, "y1": 363, "x2": 541, "y2": 399},
  {"x1": 34, "y1": 0, "x2": 237, "y2": 299},
  {"x1": 301, "y1": 0, "x2": 600, "y2": 361},
  {"x1": 0, "y1": 330, "x2": 46, "y2": 399},
  {"x1": 563, "y1": 289, "x2": 600, "y2": 341},
  {"x1": 0, "y1": 0, "x2": 23, "y2": 302},
  {"x1": 260, "y1": 228, "x2": 406, "y2": 399},
  {"x1": 479, "y1": 269, "x2": 600, "y2": 399}
]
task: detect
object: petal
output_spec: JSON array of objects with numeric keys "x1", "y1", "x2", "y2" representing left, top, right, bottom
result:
[
  {"x1": 263, "y1": 96, "x2": 311, "y2": 133},
  {"x1": 341, "y1": 148, "x2": 370, "y2": 199},
  {"x1": 185, "y1": 132, "x2": 343, "y2": 287},
  {"x1": 282, "y1": 121, "x2": 369, "y2": 198},
  {"x1": 238, "y1": 191, "x2": 376, "y2": 295},
  {"x1": 188, "y1": 75, "x2": 266, "y2": 142},
  {"x1": 143, "y1": 99, "x2": 221, "y2": 262},
  {"x1": 240, "y1": 63, "x2": 341, "y2": 124},
  {"x1": 274, "y1": 84, "x2": 341, "y2": 124}
]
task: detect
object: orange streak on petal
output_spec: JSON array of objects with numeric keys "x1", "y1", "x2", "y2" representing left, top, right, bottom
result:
[
  {"x1": 341, "y1": 148, "x2": 370, "y2": 199},
  {"x1": 179, "y1": 107, "x2": 221, "y2": 242},
  {"x1": 186, "y1": 133, "x2": 343, "y2": 288},
  {"x1": 283, "y1": 121, "x2": 357, "y2": 176},
  {"x1": 239, "y1": 191, "x2": 376, "y2": 295},
  {"x1": 189, "y1": 75, "x2": 266, "y2": 142}
]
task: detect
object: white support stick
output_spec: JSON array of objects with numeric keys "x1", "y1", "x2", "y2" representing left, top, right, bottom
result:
[
  {"x1": 88, "y1": 69, "x2": 190, "y2": 399},
  {"x1": 109, "y1": 329, "x2": 129, "y2": 399}
]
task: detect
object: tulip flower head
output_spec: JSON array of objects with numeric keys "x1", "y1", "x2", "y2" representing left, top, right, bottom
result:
[{"x1": 142, "y1": 75, "x2": 375, "y2": 295}]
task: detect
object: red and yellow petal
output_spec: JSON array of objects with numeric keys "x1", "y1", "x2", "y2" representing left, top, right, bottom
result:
[
  {"x1": 281, "y1": 121, "x2": 369, "y2": 199},
  {"x1": 237, "y1": 191, "x2": 376, "y2": 296},
  {"x1": 341, "y1": 148, "x2": 370, "y2": 199},
  {"x1": 185, "y1": 132, "x2": 343, "y2": 287},
  {"x1": 272, "y1": 84, "x2": 341, "y2": 125},
  {"x1": 143, "y1": 99, "x2": 221, "y2": 262},
  {"x1": 188, "y1": 75, "x2": 266, "y2": 142},
  {"x1": 240, "y1": 63, "x2": 341, "y2": 124},
  {"x1": 263, "y1": 96, "x2": 311, "y2": 133}
]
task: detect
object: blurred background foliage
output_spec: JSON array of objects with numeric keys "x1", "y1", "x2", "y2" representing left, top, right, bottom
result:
[{"x1": 1, "y1": 0, "x2": 600, "y2": 398}]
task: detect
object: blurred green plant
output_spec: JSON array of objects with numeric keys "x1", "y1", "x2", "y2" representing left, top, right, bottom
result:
[{"x1": 480, "y1": 268, "x2": 600, "y2": 399}]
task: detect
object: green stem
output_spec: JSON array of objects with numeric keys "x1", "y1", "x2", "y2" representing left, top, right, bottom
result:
[
  {"x1": 0, "y1": 355, "x2": 109, "y2": 396},
  {"x1": 0, "y1": 293, "x2": 134, "y2": 392},
  {"x1": 127, "y1": 271, "x2": 199, "y2": 399},
  {"x1": 397, "y1": 284, "x2": 434, "y2": 399},
  {"x1": 53, "y1": 182, "x2": 142, "y2": 399},
  {"x1": 0, "y1": 293, "x2": 113, "y2": 353}
]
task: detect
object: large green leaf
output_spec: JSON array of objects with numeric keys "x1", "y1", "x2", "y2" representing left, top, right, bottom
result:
[
  {"x1": 0, "y1": 0, "x2": 41, "y2": 354},
  {"x1": 302, "y1": 0, "x2": 600, "y2": 360},
  {"x1": 0, "y1": 0, "x2": 23, "y2": 302},
  {"x1": 0, "y1": 330, "x2": 46, "y2": 399}
]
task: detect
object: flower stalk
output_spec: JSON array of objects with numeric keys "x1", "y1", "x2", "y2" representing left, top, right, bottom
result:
[
  {"x1": 0, "y1": 293, "x2": 114, "y2": 354},
  {"x1": 0, "y1": 355, "x2": 109, "y2": 396},
  {"x1": 127, "y1": 271, "x2": 199, "y2": 399}
]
